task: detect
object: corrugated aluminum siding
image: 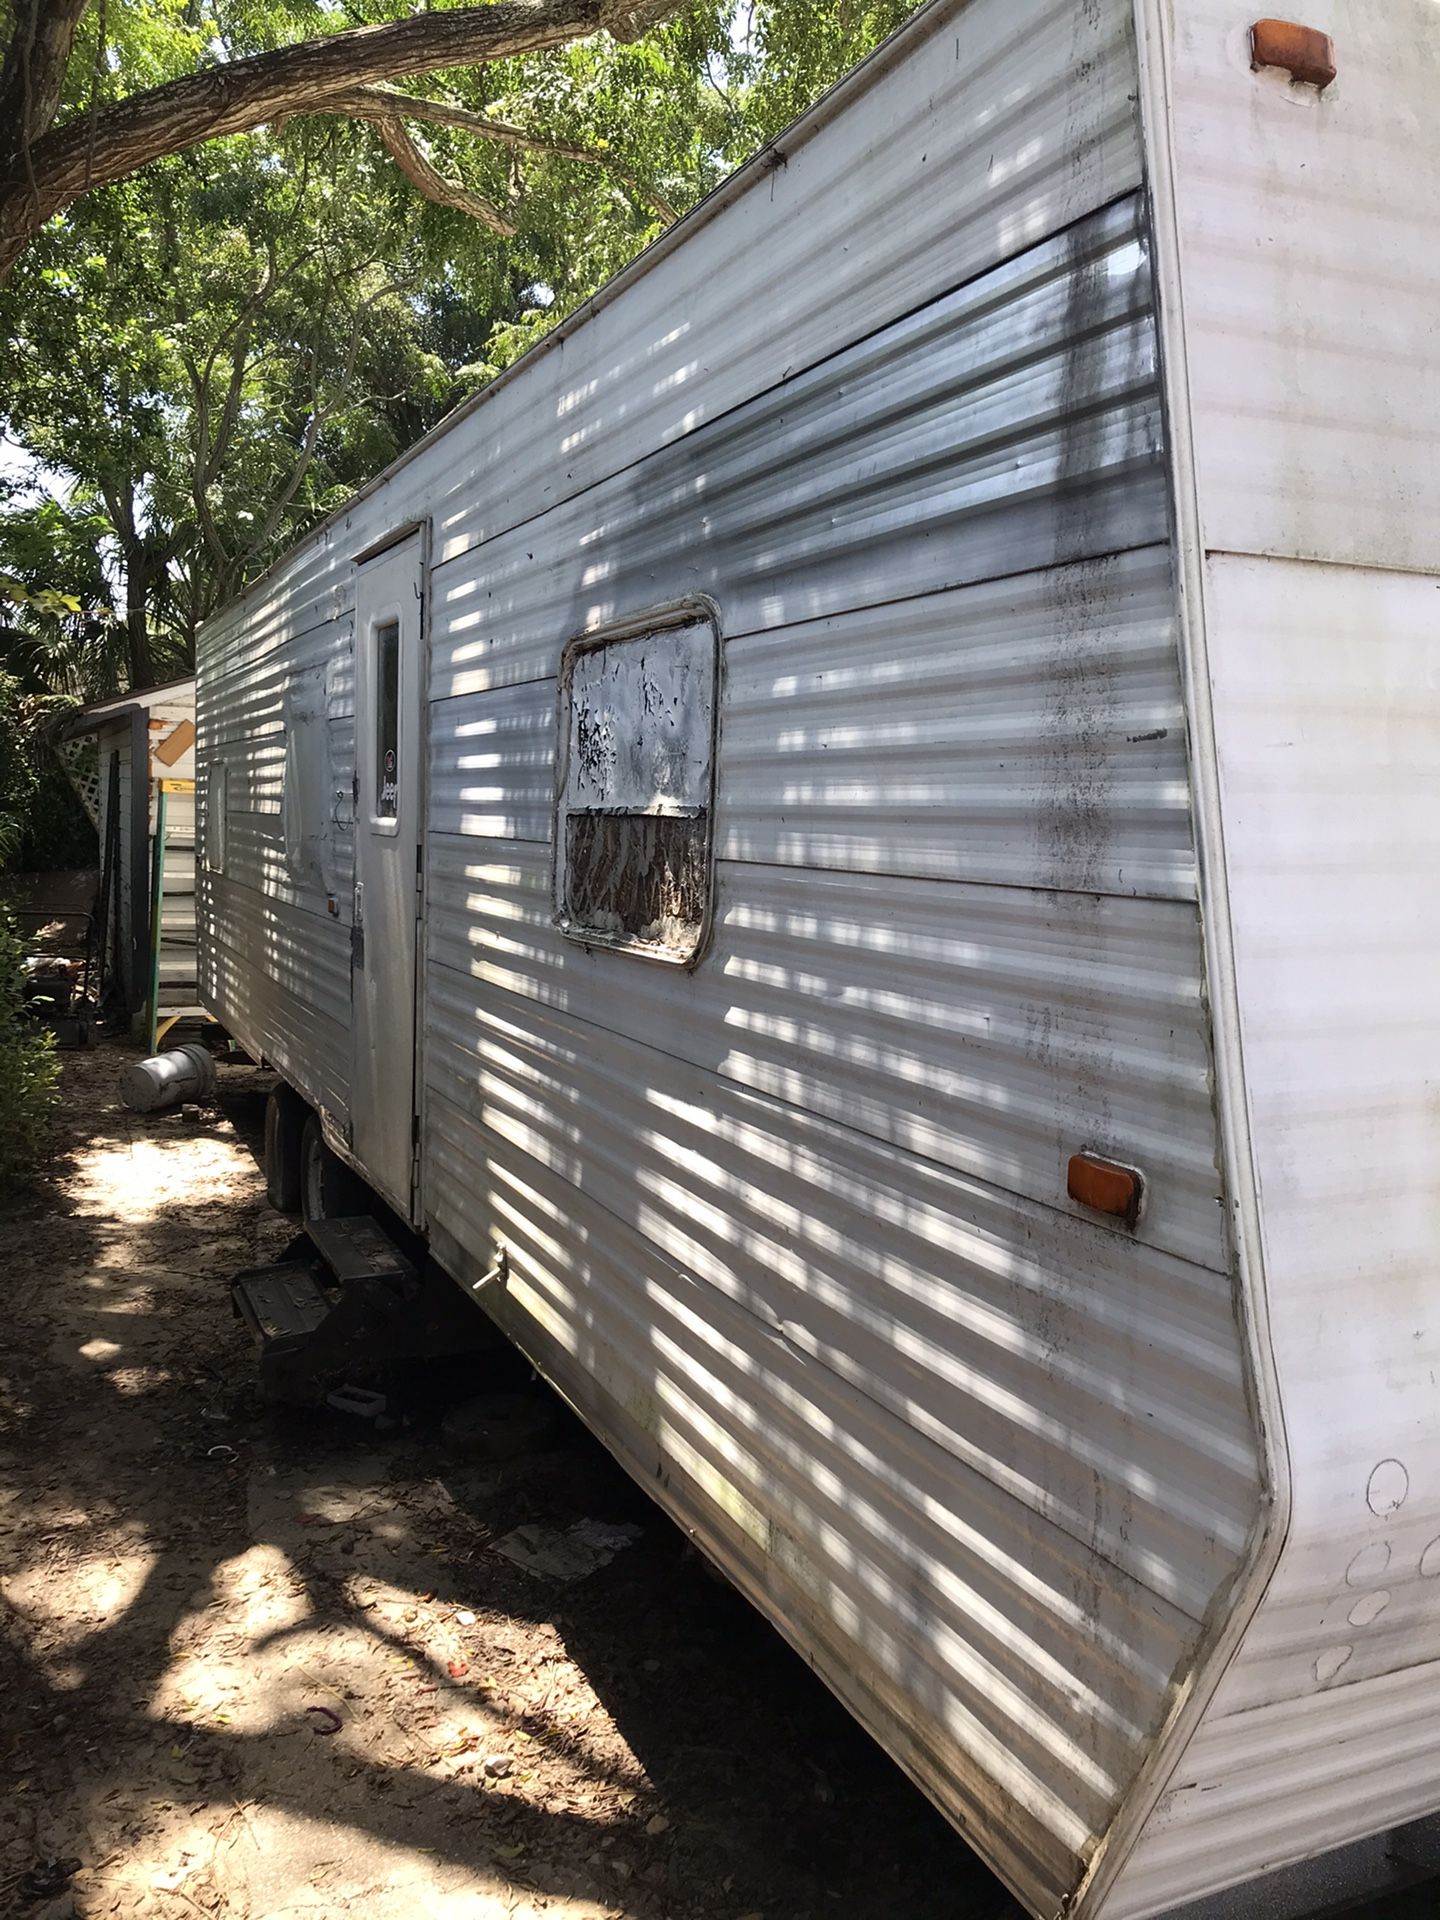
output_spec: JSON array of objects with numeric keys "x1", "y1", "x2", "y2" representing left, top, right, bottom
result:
[
  {"x1": 199, "y1": 0, "x2": 1144, "y2": 637},
  {"x1": 419, "y1": 172, "x2": 1260, "y2": 1917},
  {"x1": 1103, "y1": 3, "x2": 1440, "y2": 1912},
  {"x1": 196, "y1": 603, "x2": 353, "y2": 1120}
]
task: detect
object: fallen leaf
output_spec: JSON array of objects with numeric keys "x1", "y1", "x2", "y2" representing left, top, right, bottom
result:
[{"x1": 645, "y1": 1815, "x2": 670, "y2": 1837}]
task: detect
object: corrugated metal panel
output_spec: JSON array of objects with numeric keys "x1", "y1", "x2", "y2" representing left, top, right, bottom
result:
[
  {"x1": 426, "y1": 0, "x2": 1143, "y2": 573},
  {"x1": 218, "y1": 815, "x2": 334, "y2": 914},
  {"x1": 422, "y1": 965, "x2": 1255, "y2": 1913},
  {"x1": 706, "y1": 548, "x2": 1192, "y2": 898},
  {"x1": 198, "y1": 583, "x2": 350, "y2": 690},
  {"x1": 197, "y1": 606, "x2": 355, "y2": 1056},
  {"x1": 1157, "y1": 0, "x2": 1440, "y2": 574},
  {"x1": 429, "y1": 196, "x2": 1164, "y2": 700},
  {"x1": 1101, "y1": 547, "x2": 1440, "y2": 1914},
  {"x1": 427, "y1": 971, "x2": 1254, "y2": 1611},
  {"x1": 194, "y1": 7, "x2": 1274, "y2": 1915},
  {"x1": 199, "y1": 0, "x2": 1148, "y2": 1151},
  {"x1": 429, "y1": 679, "x2": 556, "y2": 845},
  {"x1": 199, "y1": 869, "x2": 351, "y2": 1121},
  {"x1": 1104, "y1": 1664, "x2": 1440, "y2": 1918},
  {"x1": 427, "y1": 835, "x2": 1224, "y2": 1272},
  {"x1": 197, "y1": 618, "x2": 352, "y2": 753}
]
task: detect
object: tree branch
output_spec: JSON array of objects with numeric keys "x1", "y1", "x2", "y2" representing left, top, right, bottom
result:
[
  {"x1": 9, "y1": 0, "x2": 695, "y2": 206},
  {"x1": 372, "y1": 116, "x2": 517, "y2": 235},
  {"x1": 327, "y1": 85, "x2": 679, "y2": 225},
  {"x1": 0, "y1": 0, "x2": 692, "y2": 282}
]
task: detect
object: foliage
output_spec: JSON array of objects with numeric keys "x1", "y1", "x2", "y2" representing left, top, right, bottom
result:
[
  {"x1": 0, "y1": 904, "x2": 59, "y2": 1188},
  {"x1": 0, "y1": 492, "x2": 129, "y2": 699},
  {"x1": 0, "y1": 1, "x2": 927, "y2": 722},
  {"x1": 0, "y1": 669, "x2": 37, "y2": 867},
  {"x1": 0, "y1": 671, "x2": 91, "y2": 873},
  {"x1": 716, "y1": 2, "x2": 926, "y2": 147}
]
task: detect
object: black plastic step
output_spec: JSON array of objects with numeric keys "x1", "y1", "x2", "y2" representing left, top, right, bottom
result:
[
  {"x1": 233, "y1": 1263, "x2": 332, "y2": 1346},
  {"x1": 228, "y1": 1225, "x2": 501, "y2": 1406},
  {"x1": 306, "y1": 1215, "x2": 416, "y2": 1287}
]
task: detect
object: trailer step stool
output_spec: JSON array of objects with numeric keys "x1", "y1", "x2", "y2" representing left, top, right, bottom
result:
[{"x1": 231, "y1": 1215, "x2": 497, "y2": 1405}]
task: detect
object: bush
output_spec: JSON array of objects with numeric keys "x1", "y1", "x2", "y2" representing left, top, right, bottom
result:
[
  {"x1": 0, "y1": 670, "x2": 36, "y2": 868},
  {"x1": 0, "y1": 906, "x2": 59, "y2": 1189}
]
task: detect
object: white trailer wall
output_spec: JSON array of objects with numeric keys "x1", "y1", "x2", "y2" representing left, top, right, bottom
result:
[
  {"x1": 198, "y1": 3, "x2": 1271, "y2": 1914},
  {"x1": 413, "y1": 12, "x2": 1260, "y2": 1916}
]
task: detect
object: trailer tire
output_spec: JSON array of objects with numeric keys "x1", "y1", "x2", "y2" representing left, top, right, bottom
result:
[
  {"x1": 300, "y1": 1113, "x2": 370, "y2": 1224},
  {"x1": 263, "y1": 1083, "x2": 306, "y2": 1214}
]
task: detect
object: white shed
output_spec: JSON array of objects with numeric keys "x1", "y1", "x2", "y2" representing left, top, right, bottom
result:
[
  {"x1": 61, "y1": 676, "x2": 199, "y2": 1031},
  {"x1": 197, "y1": 2, "x2": 1440, "y2": 1915}
]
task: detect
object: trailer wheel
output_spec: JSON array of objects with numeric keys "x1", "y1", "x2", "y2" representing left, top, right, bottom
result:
[
  {"x1": 300, "y1": 1113, "x2": 370, "y2": 1224},
  {"x1": 263, "y1": 1083, "x2": 306, "y2": 1214}
]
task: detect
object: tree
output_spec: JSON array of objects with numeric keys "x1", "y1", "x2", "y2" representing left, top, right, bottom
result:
[
  {"x1": 0, "y1": 0, "x2": 690, "y2": 285},
  {"x1": 0, "y1": 0, "x2": 730, "y2": 687},
  {"x1": 1, "y1": 123, "x2": 518, "y2": 686},
  {"x1": 1, "y1": 1, "x2": 927, "y2": 693}
]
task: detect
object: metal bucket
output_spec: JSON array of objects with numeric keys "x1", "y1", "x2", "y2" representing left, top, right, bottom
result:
[{"x1": 121, "y1": 1043, "x2": 217, "y2": 1114}]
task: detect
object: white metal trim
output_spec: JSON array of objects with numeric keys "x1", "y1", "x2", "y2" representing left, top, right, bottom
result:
[
  {"x1": 1069, "y1": 9, "x2": 1295, "y2": 1914},
  {"x1": 413, "y1": 516, "x2": 434, "y2": 1227}
]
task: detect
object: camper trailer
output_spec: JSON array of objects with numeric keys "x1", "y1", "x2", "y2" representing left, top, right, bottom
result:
[{"x1": 196, "y1": 1, "x2": 1440, "y2": 1913}]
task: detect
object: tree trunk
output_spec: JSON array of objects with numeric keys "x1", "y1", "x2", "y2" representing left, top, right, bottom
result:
[
  {"x1": 0, "y1": 0, "x2": 91, "y2": 174},
  {"x1": 0, "y1": 0, "x2": 692, "y2": 286},
  {"x1": 123, "y1": 547, "x2": 156, "y2": 692}
]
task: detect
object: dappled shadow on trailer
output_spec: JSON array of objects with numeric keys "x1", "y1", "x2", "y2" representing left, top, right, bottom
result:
[{"x1": 0, "y1": 1044, "x2": 1016, "y2": 1920}]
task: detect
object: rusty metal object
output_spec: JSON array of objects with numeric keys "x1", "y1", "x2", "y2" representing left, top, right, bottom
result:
[{"x1": 1250, "y1": 18, "x2": 1338, "y2": 90}]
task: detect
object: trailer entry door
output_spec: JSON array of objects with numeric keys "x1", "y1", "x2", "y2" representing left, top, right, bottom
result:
[{"x1": 351, "y1": 531, "x2": 424, "y2": 1216}]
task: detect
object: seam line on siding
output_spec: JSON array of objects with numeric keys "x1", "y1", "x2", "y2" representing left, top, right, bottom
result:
[
  {"x1": 427, "y1": 830, "x2": 1199, "y2": 910},
  {"x1": 427, "y1": 537, "x2": 1177, "y2": 714},
  {"x1": 425, "y1": 954, "x2": 1227, "y2": 1277}
]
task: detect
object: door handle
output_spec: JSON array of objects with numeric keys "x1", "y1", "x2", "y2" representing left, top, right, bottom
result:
[{"x1": 353, "y1": 880, "x2": 364, "y2": 928}]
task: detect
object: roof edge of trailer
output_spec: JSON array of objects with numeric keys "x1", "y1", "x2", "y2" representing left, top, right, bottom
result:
[
  {"x1": 63, "y1": 675, "x2": 197, "y2": 728},
  {"x1": 201, "y1": 0, "x2": 966, "y2": 636}
]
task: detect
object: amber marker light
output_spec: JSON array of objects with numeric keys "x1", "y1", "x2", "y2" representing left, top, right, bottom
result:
[
  {"x1": 1250, "y1": 18, "x2": 1338, "y2": 90},
  {"x1": 1068, "y1": 1153, "x2": 1144, "y2": 1228}
]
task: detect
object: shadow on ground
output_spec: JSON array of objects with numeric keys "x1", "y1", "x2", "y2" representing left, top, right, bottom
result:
[{"x1": 0, "y1": 1043, "x2": 1017, "y2": 1920}]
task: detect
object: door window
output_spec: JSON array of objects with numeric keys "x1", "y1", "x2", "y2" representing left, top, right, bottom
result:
[{"x1": 374, "y1": 616, "x2": 401, "y2": 822}]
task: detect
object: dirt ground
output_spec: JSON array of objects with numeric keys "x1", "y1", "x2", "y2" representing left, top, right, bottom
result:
[{"x1": 0, "y1": 1041, "x2": 1015, "y2": 1920}]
